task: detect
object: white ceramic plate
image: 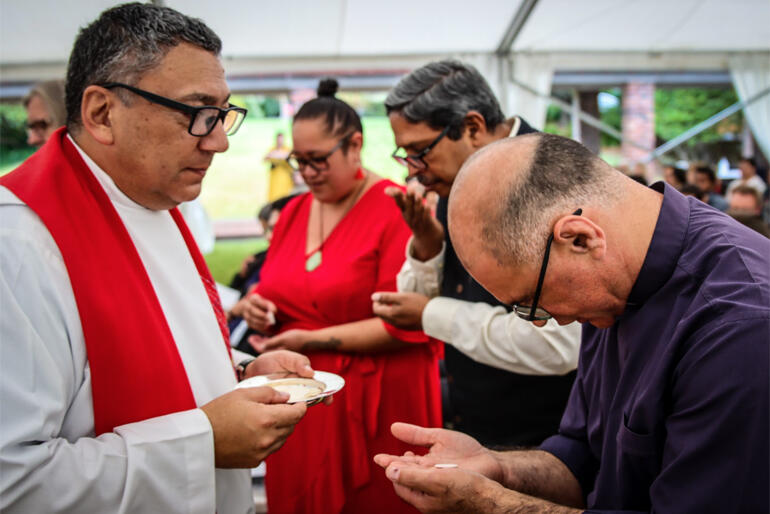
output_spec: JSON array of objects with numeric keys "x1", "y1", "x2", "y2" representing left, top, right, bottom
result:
[{"x1": 235, "y1": 371, "x2": 345, "y2": 405}]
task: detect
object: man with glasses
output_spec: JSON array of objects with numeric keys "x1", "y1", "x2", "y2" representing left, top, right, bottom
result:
[
  {"x1": 372, "y1": 60, "x2": 580, "y2": 448},
  {"x1": 0, "y1": 4, "x2": 312, "y2": 513},
  {"x1": 23, "y1": 79, "x2": 66, "y2": 148},
  {"x1": 376, "y1": 133, "x2": 769, "y2": 512}
]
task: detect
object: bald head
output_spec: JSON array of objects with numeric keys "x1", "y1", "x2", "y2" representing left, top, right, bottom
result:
[{"x1": 449, "y1": 133, "x2": 623, "y2": 271}]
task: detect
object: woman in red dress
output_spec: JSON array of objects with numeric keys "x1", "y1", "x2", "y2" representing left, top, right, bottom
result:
[{"x1": 243, "y1": 79, "x2": 441, "y2": 513}]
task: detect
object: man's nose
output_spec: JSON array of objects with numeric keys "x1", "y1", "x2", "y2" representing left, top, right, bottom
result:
[
  {"x1": 199, "y1": 119, "x2": 229, "y2": 153},
  {"x1": 406, "y1": 164, "x2": 429, "y2": 184},
  {"x1": 27, "y1": 131, "x2": 44, "y2": 147}
]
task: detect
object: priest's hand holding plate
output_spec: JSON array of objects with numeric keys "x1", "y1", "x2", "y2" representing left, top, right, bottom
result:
[{"x1": 200, "y1": 386, "x2": 307, "y2": 468}]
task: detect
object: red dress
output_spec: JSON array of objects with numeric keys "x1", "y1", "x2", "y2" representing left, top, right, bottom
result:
[{"x1": 256, "y1": 179, "x2": 442, "y2": 513}]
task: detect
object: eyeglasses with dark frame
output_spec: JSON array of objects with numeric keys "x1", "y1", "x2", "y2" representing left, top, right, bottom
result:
[
  {"x1": 391, "y1": 125, "x2": 451, "y2": 170},
  {"x1": 101, "y1": 82, "x2": 247, "y2": 137},
  {"x1": 25, "y1": 119, "x2": 52, "y2": 133},
  {"x1": 514, "y1": 208, "x2": 583, "y2": 322},
  {"x1": 286, "y1": 132, "x2": 354, "y2": 173}
]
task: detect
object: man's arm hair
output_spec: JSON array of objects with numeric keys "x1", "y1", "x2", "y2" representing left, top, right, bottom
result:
[{"x1": 493, "y1": 449, "x2": 585, "y2": 508}]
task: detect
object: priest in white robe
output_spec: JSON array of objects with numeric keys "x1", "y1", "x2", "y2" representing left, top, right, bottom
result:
[{"x1": 0, "y1": 4, "x2": 311, "y2": 513}]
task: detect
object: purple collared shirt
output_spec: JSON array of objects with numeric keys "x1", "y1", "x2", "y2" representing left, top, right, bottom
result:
[{"x1": 541, "y1": 183, "x2": 770, "y2": 513}]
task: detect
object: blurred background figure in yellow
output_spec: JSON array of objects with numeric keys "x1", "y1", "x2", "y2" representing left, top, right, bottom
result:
[
  {"x1": 23, "y1": 79, "x2": 66, "y2": 148},
  {"x1": 264, "y1": 131, "x2": 294, "y2": 201}
]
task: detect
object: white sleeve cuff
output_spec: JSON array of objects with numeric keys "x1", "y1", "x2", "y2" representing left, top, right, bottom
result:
[
  {"x1": 396, "y1": 236, "x2": 446, "y2": 296},
  {"x1": 405, "y1": 236, "x2": 445, "y2": 271},
  {"x1": 422, "y1": 296, "x2": 464, "y2": 342}
]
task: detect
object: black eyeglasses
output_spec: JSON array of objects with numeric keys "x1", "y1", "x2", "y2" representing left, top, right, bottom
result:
[
  {"x1": 287, "y1": 133, "x2": 354, "y2": 173},
  {"x1": 391, "y1": 125, "x2": 450, "y2": 170},
  {"x1": 102, "y1": 82, "x2": 247, "y2": 137},
  {"x1": 514, "y1": 208, "x2": 583, "y2": 322},
  {"x1": 25, "y1": 119, "x2": 51, "y2": 133}
]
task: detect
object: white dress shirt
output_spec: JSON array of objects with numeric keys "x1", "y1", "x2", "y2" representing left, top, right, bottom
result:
[
  {"x1": 397, "y1": 237, "x2": 580, "y2": 376},
  {"x1": 0, "y1": 138, "x2": 253, "y2": 513}
]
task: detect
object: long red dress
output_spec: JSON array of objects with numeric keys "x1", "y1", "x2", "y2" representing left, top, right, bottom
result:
[{"x1": 256, "y1": 178, "x2": 442, "y2": 513}]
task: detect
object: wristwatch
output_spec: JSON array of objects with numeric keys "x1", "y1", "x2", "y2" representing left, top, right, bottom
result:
[{"x1": 235, "y1": 357, "x2": 256, "y2": 381}]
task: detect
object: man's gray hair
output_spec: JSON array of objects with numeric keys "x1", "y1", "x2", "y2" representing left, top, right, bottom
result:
[
  {"x1": 23, "y1": 79, "x2": 67, "y2": 128},
  {"x1": 65, "y1": 2, "x2": 222, "y2": 130},
  {"x1": 480, "y1": 133, "x2": 622, "y2": 266},
  {"x1": 384, "y1": 60, "x2": 505, "y2": 140}
]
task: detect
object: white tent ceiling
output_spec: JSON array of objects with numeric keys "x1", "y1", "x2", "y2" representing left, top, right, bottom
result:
[{"x1": 1, "y1": 0, "x2": 767, "y2": 79}]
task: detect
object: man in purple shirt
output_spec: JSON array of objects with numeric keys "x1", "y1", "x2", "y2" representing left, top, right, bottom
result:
[{"x1": 374, "y1": 133, "x2": 769, "y2": 513}]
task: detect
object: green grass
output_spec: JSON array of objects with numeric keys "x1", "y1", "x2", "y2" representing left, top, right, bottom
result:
[{"x1": 204, "y1": 237, "x2": 269, "y2": 284}]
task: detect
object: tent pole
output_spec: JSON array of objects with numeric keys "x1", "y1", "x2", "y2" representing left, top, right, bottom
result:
[
  {"x1": 571, "y1": 89, "x2": 582, "y2": 142},
  {"x1": 496, "y1": 0, "x2": 539, "y2": 55}
]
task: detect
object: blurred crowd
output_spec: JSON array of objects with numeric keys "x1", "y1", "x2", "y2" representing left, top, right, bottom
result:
[{"x1": 617, "y1": 158, "x2": 769, "y2": 238}]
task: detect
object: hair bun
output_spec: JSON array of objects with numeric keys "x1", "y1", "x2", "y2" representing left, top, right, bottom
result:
[{"x1": 317, "y1": 78, "x2": 339, "y2": 98}]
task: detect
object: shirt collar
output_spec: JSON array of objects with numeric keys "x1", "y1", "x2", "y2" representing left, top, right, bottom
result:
[{"x1": 624, "y1": 181, "x2": 690, "y2": 311}]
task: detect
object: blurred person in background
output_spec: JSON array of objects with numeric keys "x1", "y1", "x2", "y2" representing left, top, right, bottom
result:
[
  {"x1": 264, "y1": 131, "x2": 294, "y2": 201},
  {"x1": 727, "y1": 157, "x2": 767, "y2": 199},
  {"x1": 662, "y1": 164, "x2": 686, "y2": 189},
  {"x1": 241, "y1": 78, "x2": 441, "y2": 513},
  {"x1": 23, "y1": 79, "x2": 66, "y2": 147},
  {"x1": 693, "y1": 165, "x2": 728, "y2": 211},
  {"x1": 679, "y1": 183, "x2": 706, "y2": 201},
  {"x1": 728, "y1": 184, "x2": 770, "y2": 237},
  {"x1": 686, "y1": 162, "x2": 701, "y2": 186},
  {"x1": 227, "y1": 193, "x2": 299, "y2": 352}
]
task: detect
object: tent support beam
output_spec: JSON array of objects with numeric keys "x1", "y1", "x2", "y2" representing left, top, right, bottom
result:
[
  {"x1": 496, "y1": 0, "x2": 539, "y2": 55},
  {"x1": 643, "y1": 85, "x2": 770, "y2": 162},
  {"x1": 571, "y1": 89, "x2": 582, "y2": 142},
  {"x1": 509, "y1": 76, "x2": 652, "y2": 151}
]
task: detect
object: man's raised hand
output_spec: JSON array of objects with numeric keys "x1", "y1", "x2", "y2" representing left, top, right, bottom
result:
[{"x1": 385, "y1": 186, "x2": 443, "y2": 261}]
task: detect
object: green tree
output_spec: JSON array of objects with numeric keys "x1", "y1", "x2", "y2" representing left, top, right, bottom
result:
[{"x1": 655, "y1": 88, "x2": 741, "y2": 146}]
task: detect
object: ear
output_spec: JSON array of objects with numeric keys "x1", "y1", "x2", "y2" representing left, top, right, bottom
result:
[
  {"x1": 80, "y1": 85, "x2": 116, "y2": 145},
  {"x1": 552, "y1": 213, "x2": 606, "y2": 259},
  {"x1": 463, "y1": 111, "x2": 489, "y2": 148},
  {"x1": 347, "y1": 130, "x2": 363, "y2": 152}
]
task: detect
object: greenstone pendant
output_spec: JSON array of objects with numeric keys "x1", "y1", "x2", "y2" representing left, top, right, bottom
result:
[{"x1": 305, "y1": 250, "x2": 322, "y2": 272}]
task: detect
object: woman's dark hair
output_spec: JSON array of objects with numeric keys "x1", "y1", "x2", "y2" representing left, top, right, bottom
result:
[
  {"x1": 257, "y1": 193, "x2": 299, "y2": 223},
  {"x1": 680, "y1": 184, "x2": 705, "y2": 200},
  {"x1": 293, "y1": 78, "x2": 363, "y2": 151}
]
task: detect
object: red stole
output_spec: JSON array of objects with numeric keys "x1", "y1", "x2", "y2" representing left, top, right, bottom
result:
[{"x1": 0, "y1": 128, "x2": 231, "y2": 435}]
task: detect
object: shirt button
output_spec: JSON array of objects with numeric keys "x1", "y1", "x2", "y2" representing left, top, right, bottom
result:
[{"x1": 455, "y1": 284, "x2": 463, "y2": 294}]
